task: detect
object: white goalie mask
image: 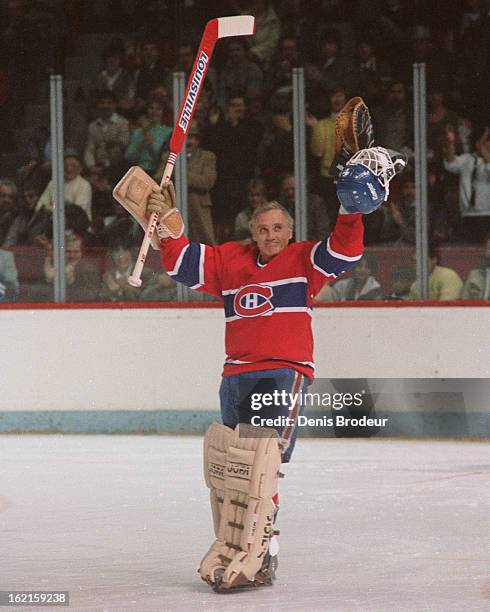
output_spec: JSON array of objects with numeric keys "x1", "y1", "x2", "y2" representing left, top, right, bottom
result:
[{"x1": 348, "y1": 146, "x2": 407, "y2": 201}]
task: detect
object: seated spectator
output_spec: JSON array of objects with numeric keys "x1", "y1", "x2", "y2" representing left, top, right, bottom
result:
[
  {"x1": 246, "y1": 88, "x2": 269, "y2": 128},
  {"x1": 316, "y1": 253, "x2": 383, "y2": 301},
  {"x1": 88, "y1": 165, "x2": 117, "y2": 229},
  {"x1": 381, "y1": 171, "x2": 416, "y2": 245},
  {"x1": 277, "y1": 172, "x2": 331, "y2": 241},
  {"x1": 17, "y1": 125, "x2": 51, "y2": 190},
  {"x1": 460, "y1": 0, "x2": 482, "y2": 38},
  {"x1": 352, "y1": 39, "x2": 391, "y2": 105},
  {"x1": 2, "y1": 182, "x2": 42, "y2": 247},
  {"x1": 427, "y1": 89, "x2": 460, "y2": 159},
  {"x1": 431, "y1": 176, "x2": 462, "y2": 243},
  {"x1": 461, "y1": 232, "x2": 490, "y2": 300},
  {"x1": 404, "y1": 26, "x2": 460, "y2": 101},
  {"x1": 43, "y1": 233, "x2": 99, "y2": 302},
  {"x1": 83, "y1": 90, "x2": 129, "y2": 170},
  {"x1": 182, "y1": 121, "x2": 216, "y2": 245},
  {"x1": 148, "y1": 83, "x2": 173, "y2": 126},
  {"x1": 125, "y1": 98, "x2": 172, "y2": 176},
  {"x1": 409, "y1": 242, "x2": 463, "y2": 300},
  {"x1": 193, "y1": 81, "x2": 219, "y2": 134},
  {"x1": 0, "y1": 179, "x2": 18, "y2": 244},
  {"x1": 247, "y1": 0, "x2": 281, "y2": 69},
  {"x1": 134, "y1": 37, "x2": 168, "y2": 110},
  {"x1": 219, "y1": 38, "x2": 263, "y2": 106},
  {"x1": 373, "y1": 81, "x2": 413, "y2": 155},
  {"x1": 442, "y1": 125, "x2": 490, "y2": 242},
  {"x1": 386, "y1": 265, "x2": 416, "y2": 300},
  {"x1": 0, "y1": 247, "x2": 19, "y2": 302},
  {"x1": 90, "y1": 201, "x2": 142, "y2": 248},
  {"x1": 265, "y1": 36, "x2": 300, "y2": 95},
  {"x1": 170, "y1": 42, "x2": 217, "y2": 98},
  {"x1": 257, "y1": 93, "x2": 293, "y2": 187},
  {"x1": 310, "y1": 86, "x2": 346, "y2": 219},
  {"x1": 234, "y1": 178, "x2": 267, "y2": 241},
  {"x1": 305, "y1": 28, "x2": 356, "y2": 94},
  {"x1": 105, "y1": 140, "x2": 131, "y2": 185},
  {"x1": 37, "y1": 151, "x2": 93, "y2": 221},
  {"x1": 157, "y1": 120, "x2": 217, "y2": 245},
  {"x1": 203, "y1": 94, "x2": 263, "y2": 241},
  {"x1": 141, "y1": 271, "x2": 177, "y2": 302},
  {"x1": 95, "y1": 43, "x2": 133, "y2": 106},
  {"x1": 98, "y1": 243, "x2": 149, "y2": 302}
]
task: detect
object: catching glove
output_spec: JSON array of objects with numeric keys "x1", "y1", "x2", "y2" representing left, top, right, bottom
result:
[{"x1": 329, "y1": 96, "x2": 374, "y2": 178}]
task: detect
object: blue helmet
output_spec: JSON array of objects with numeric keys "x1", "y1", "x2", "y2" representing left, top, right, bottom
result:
[
  {"x1": 336, "y1": 163, "x2": 386, "y2": 214},
  {"x1": 336, "y1": 147, "x2": 407, "y2": 214}
]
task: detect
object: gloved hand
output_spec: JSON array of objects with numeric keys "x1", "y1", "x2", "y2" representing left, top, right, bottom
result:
[
  {"x1": 146, "y1": 181, "x2": 183, "y2": 240},
  {"x1": 146, "y1": 181, "x2": 176, "y2": 220}
]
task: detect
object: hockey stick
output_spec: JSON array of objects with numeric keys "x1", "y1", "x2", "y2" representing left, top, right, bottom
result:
[{"x1": 127, "y1": 15, "x2": 255, "y2": 287}]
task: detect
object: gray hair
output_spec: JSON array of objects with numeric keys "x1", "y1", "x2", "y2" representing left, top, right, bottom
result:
[
  {"x1": 249, "y1": 200, "x2": 294, "y2": 230},
  {"x1": 0, "y1": 179, "x2": 18, "y2": 197}
]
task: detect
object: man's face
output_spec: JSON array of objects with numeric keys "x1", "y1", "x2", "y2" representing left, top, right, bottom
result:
[
  {"x1": 358, "y1": 42, "x2": 373, "y2": 62},
  {"x1": 330, "y1": 90, "x2": 346, "y2": 113},
  {"x1": 281, "y1": 39, "x2": 297, "y2": 63},
  {"x1": 177, "y1": 45, "x2": 194, "y2": 71},
  {"x1": 428, "y1": 92, "x2": 444, "y2": 109},
  {"x1": 392, "y1": 276, "x2": 411, "y2": 295},
  {"x1": 248, "y1": 187, "x2": 265, "y2": 209},
  {"x1": 105, "y1": 54, "x2": 121, "y2": 73},
  {"x1": 228, "y1": 97, "x2": 246, "y2": 123},
  {"x1": 64, "y1": 157, "x2": 81, "y2": 181},
  {"x1": 113, "y1": 248, "x2": 132, "y2": 271},
  {"x1": 66, "y1": 239, "x2": 83, "y2": 265},
  {"x1": 147, "y1": 101, "x2": 163, "y2": 123},
  {"x1": 477, "y1": 130, "x2": 490, "y2": 157},
  {"x1": 322, "y1": 40, "x2": 338, "y2": 60},
  {"x1": 186, "y1": 132, "x2": 199, "y2": 152},
  {"x1": 251, "y1": 209, "x2": 293, "y2": 263},
  {"x1": 388, "y1": 83, "x2": 405, "y2": 107},
  {"x1": 354, "y1": 258, "x2": 371, "y2": 284},
  {"x1": 23, "y1": 189, "x2": 38, "y2": 209},
  {"x1": 97, "y1": 97, "x2": 116, "y2": 120},
  {"x1": 280, "y1": 176, "x2": 295, "y2": 208},
  {"x1": 401, "y1": 181, "x2": 416, "y2": 204},
  {"x1": 0, "y1": 185, "x2": 16, "y2": 211},
  {"x1": 142, "y1": 42, "x2": 159, "y2": 64},
  {"x1": 228, "y1": 42, "x2": 245, "y2": 62}
]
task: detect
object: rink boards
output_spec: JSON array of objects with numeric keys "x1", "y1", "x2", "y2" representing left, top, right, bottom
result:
[{"x1": 0, "y1": 305, "x2": 488, "y2": 435}]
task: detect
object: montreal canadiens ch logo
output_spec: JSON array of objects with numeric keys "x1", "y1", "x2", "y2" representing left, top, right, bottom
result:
[{"x1": 233, "y1": 284, "x2": 274, "y2": 318}]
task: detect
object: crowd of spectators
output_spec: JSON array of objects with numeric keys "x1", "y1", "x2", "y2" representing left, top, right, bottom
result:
[{"x1": 1, "y1": 0, "x2": 490, "y2": 302}]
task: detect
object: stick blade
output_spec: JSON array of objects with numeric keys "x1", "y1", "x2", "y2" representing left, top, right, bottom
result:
[{"x1": 217, "y1": 15, "x2": 255, "y2": 38}]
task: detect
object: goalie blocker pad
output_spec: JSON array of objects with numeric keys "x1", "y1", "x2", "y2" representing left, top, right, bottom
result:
[
  {"x1": 112, "y1": 166, "x2": 184, "y2": 246},
  {"x1": 199, "y1": 423, "x2": 281, "y2": 590},
  {"x1": 112, "y1": 166, "x2": 162, "y2": 250}
]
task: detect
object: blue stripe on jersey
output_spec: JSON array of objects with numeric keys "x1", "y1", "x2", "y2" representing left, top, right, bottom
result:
[
  {"x1": 312, "y1": 239, "x2": 361, "y2": 278},
  {"x1": 223, "y1": 280, "x2": 307, "y2": 318},
  {"x1": 169, "y1": 243, "x2": 203, "y2": 289}
]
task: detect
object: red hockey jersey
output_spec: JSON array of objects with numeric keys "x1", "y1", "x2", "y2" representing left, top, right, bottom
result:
[{"x1": 161, "y1": 213, "x2": 363, "y2": 380}]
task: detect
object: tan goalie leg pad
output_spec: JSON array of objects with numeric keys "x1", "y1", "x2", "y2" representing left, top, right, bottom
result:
[
  {"x1": 203, "y1": 422, "x2": 234, "y2": 536},
  {"x1": 198, "y1": 424, "x2": 281, "y2": 589}
]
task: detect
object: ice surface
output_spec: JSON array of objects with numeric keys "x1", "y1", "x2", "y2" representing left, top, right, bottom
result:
[{"x1": 1, "y1": 435, "x2": 489, "y2": 611}]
